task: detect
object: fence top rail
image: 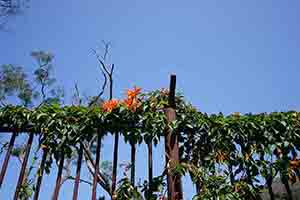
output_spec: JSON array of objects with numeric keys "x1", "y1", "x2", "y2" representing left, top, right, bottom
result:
[{"x1": 1, "y1": 98, "x2": 300, "y2": 199}]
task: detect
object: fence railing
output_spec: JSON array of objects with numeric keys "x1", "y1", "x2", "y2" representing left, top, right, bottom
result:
[{"x1": 0, "y1": 75, "x2": 300, "y2": 200}]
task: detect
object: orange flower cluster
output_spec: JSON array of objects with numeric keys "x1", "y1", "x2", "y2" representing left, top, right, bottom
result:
[
  {"x1": 127, "y1": 86, "x2": 141, "y2": 99},
  {"x1": 123, "y1": 86, "x2": 142, "y2": 112},
  {"x1": 102, "y1": 99, "x2": 119, "y2": 112},
  {"x1": 101, "y1": 87, "x2": 142, "y2": 113}
]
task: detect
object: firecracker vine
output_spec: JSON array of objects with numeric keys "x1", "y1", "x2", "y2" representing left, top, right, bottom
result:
[{"x1": 1, "y1": 87, "x2": 300, "y2": 199}]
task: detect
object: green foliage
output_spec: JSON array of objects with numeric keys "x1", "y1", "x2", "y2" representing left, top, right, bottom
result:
[
  {"x1": 116, "y1": 178, "x2": 143, "y2": 200},
  {"x1": 141, "y1": 175, "x2": 166, "y2": 200},
  {"x1": 0, "y1": 87, "x2": 300, "y2": 199},
  {"x1": 0, "y1": 51, "x2": 63, "y2": 108},
  {"x1": 18, "y1": 181, "x2": 34, "y2": 200},
  {"x1": 31, "y1": 51, "x2": 64, "y2": 104},
  {"x1": 0, "y1": 64, "x2": 34, "y2": 106},
  {"x1": 101, "y1": 160, "x2": 113, "y2": 182}
]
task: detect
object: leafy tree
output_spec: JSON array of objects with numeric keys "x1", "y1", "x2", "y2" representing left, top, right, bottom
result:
[
  {"x1": 0, "y1": 0, "x2": 28, "y2": 28},
  {"x1": 0, "y1": 64, "x2": 33, "y2": 106}
]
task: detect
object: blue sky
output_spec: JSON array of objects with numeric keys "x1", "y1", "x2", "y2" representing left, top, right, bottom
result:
[{"x1": 1, "y1": 0, "x2": 300, "y2": 199}]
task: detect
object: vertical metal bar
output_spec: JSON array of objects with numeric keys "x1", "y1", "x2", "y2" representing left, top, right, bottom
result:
[
  {"x1": 73, "y1": 144, "x2": 83, "y2": 200},
  {"x1": 13, "y1": 133, "x2": 34, "y2": 200},
  {"x1": 92, "y1": 133, "x2": 101, "y2": 200},
  {"x1": 0, "y1": 132, "x2": 17, "y2": 187},
  {"x1": 164, "y1": 75, "x2": 183, "y2": 200},
  {"x1": 111, "y1": 132, "x2": 119, "y2": 200},
  {"x1": 148, "y1": 141, "x2": 153, "y2": 186},
  {"x1": 52, "y1": 152, "x2": 65, "y2": 200},
  {"x1": 33, "y1": 148, "x2": 48, "y2": 200},
  {"x1": 266, "y1": 174, "x2": 275, "y2": 200},
  {"x1": 130, "y1": 142, "x2": 136, "y2": 186}
]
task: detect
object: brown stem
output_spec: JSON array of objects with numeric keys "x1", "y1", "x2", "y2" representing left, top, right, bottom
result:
[
  {"x1": 72, "y1": 144, "x2": 83, "y2": 200},
  {"x1": 92, "y1": 133, "x2": 102, "y2": 200},
  {"x1": 52, "y1": 152, "x2": 65, "y2": 200},
  {"x1": 130, "y1": 142, "x2": 136, "y2": 186},
  {"x1": 81, "y1": 142, "x2": 111, "y2": 194},
  {"x1": 266, "y1": 174, "x2": 275, "y2": 200},
  {"x1": 281, "y1": 176, "x2": 293, "y2": 200},
  {"x1": 111, "y1": 132, "x2": 119, "y2": 199},
  {"x1": 148, "y1": 141, "x2": 153, "y2": 186},
  {"x1": 0, "y1": 131, "x2": 16, "y2": 187},
  {"x1": 33, "y1": 149, "x2": 48, "y2": 200},
  {"x1": 13, "y1": 133, "x2": 34, "y2": 200},
  {"x1": 109, "y1": 65, "x2": 114, "y2": 100}
]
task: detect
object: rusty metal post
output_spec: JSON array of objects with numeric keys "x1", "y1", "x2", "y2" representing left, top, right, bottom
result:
[
  {"x1": 13, "y1": 133, "x2": 34, "y2": 200},
  {"x1": 33, "y1": 148, "x2": 48, "y2": 200},
  {"x1": 73, "y1": 144, "x2": 83, "y2": 200},
  {"x1": 130, "y1": 142, "x2": 136, "y2": 186},
  {"x1": 0, "y1": 132, "x2": 17, "y2": 187},
  {"x1": 92, "y1": 133, "x2": 101, "y2": 200},
  {"x1": 52, "y1": 151, "x2": 65, "y2": 200},
  {"x1": 148, "y1": 141, "x2": 153, "y2": 186},
  {"x1": 164, "y1": 75, "x2": 183, "y2": 200},
  {"x1": 111, "y1": 132, "x2": 119, "y2": 200}
]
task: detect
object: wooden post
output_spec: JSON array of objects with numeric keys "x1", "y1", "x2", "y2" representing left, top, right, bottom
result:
[
  {"x1": 0, "y1": 132, "x2": 17, "y2": 187},
  {"x1": 72, "y1": 144, "x2": 83, "y2": 200},
  {"x1": 148, "y1": 141, "x2": 153, "y2": 186},
  {"x1": 33, "y1": 148, "x2": 48, "y2": 200},
  {"x1": 52, "y1": 152, "x2": 65, "y2": 200},
  {"x1": 164, "y1": 75, "x2": 183, "y2": 200},
  {"x1": 130, "y1": 142, "x2": 136, "y2": 186},
  {"x1": 111, "y1": 132, "x2": 119, "y2": 200},
  {"x1": 92, "y1": 133, "x2": 101, "y2": 200},
  {"x1": 13, "y1": 133, "x2": 34, "y2": 200}
]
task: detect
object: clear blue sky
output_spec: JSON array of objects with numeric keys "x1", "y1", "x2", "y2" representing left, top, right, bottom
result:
[{"x1": 1, "y1": 0, "x2": 300, "y2": 199}]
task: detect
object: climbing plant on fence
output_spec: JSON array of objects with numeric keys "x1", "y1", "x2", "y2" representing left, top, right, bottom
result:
[
  {"x1": 0, "y1": 86, "x2": 300, "y2": 199},
  {"x1": 1, "y1": 49, "x2": 300, "y2": 200}
]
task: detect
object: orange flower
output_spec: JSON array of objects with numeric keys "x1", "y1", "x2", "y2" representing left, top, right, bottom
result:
[
  {"x1": 123, "y1": 97, "x2": 141, "y2": 112},
  {"x1": 127, "y1": 86, "x2": 141, "y2": 99},
  {"x1": 123, "y1": 98, "x2": 133, "y2": 107},
  {"x1": 123, "y1": 86, "x2": 142, "y2": 112},
  {"x1": 102, "y1": 99, "x2": 119, "y2": 112}
]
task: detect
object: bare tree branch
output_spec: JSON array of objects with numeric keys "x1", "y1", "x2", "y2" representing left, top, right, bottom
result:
[
  {"x1": 100, "y1": 40, "x2": 111, "y2": 61},
  {"x1": 81, "y1": 141, "x2": 112, "y2": 195},
  {"x1": 88, "y1": 65, "x2": 107, "y2": 107},
  {"x1": 91, "y1": 48, "x2": 110, "y2": 76},
  {"x1": 65, "y1": 176, "x2": 92, "y2": 186},
  {"x1": 72, "y1": 83, "x2": 83, "y2": 105}
]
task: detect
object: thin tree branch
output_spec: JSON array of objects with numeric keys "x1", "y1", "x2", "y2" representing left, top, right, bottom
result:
[
  {"x1": 88, "y1": 67, "x2": 107, "y2": 107},
  {"x1": 91, "y1": 48, "x2": 110, "y2": 75},
  {"x1": 80, "y1": 141, "x2": 112, "y2": 195},
  {"x1": 66, "y1": 176, "x2": 92, "y2": 185}
]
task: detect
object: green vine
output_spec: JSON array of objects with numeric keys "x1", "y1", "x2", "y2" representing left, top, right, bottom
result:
[{"x1": 1, "y1": 89, "x2": 300, "y2": 199}]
